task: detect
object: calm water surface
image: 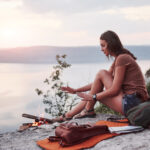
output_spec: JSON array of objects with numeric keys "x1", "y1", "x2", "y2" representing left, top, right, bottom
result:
[{"x1": 0, "y1": 60, "x2": 150, "y2": 133}]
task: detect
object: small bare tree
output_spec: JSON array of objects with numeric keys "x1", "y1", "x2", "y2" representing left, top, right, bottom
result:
[{"x1": 35, "y1": 54, "x2": 78, "y2": 117}]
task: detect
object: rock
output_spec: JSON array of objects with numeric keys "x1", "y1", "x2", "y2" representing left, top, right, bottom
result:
[{"x1": 0, "y1": 113, "x2": 150, "y2": 150}]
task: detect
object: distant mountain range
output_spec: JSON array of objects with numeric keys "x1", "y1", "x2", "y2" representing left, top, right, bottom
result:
[{"x1": 0, "y1": 45, "x2": 150, "y2": 64}]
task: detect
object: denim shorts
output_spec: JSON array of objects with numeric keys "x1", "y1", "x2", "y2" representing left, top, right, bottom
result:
[{"x1": 122, "y1": 93, "x2": 142, "y2": 116}]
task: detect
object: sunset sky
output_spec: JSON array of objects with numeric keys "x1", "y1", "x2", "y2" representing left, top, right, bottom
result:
[{"x1": 0, "y1": 0, "x2": 150, "y2": 48}]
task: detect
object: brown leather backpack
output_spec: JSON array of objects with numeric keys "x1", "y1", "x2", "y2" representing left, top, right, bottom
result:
[{"x1": 48, "y1": 122, "x2": 109, "y2": 147}]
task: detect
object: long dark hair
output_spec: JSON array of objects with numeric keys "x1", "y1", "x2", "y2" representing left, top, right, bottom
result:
[{"x1": 100, "y1": 30, "x2": 136, "y2": 60}]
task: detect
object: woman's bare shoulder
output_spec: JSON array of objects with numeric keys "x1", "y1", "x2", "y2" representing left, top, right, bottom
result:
[{"x1": 117, "y1": 54, "x2": 132, "y2": 59}]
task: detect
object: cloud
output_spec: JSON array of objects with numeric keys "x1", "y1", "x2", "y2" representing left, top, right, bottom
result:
[
  {"x1": 0, "y1": 90, "x2": 12, "y2": 96},
  {"x1": 120, "y1": 6, "x2": 150, "y2": 21},
  {"x1": 0, "y1": 0, "x2": 22, "y2": 9},
  {"x1": 100, "y1": 9, "x2": 118, "y2": 15},
  {"x1": 22, "y1": 0, "x2": 150, "y2": 14},
  {"x1": 121, "y1": 32, "x2": 150, "y2": 45},
  {"x1": 0, "y1": 0, "x2": 63, "y2": 47},
  {"x1": 95, "y1": 5, "x2": 150, "y2": 21},
  {"x1": 0, "y1": 0, "x2": 150, "y2": 46}
]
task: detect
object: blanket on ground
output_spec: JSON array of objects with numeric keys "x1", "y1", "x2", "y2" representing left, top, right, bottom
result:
[{"x1": 37, "y1": 119, "x2": 128, "y2": 150}]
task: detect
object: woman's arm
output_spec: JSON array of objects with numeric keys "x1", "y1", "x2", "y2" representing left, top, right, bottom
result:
[
  {"x1": 108, "y1": 66, "x2": 113, "y2": 75},
  {"x1": 61, "y1": 83, "x2": 92, "y2": 94},
  {"x1": 108, "y1": 61, "x2": 115, "y2": 76},
  {"x1": 75, "y1": 83, "x2": 92, "y2": 92}
]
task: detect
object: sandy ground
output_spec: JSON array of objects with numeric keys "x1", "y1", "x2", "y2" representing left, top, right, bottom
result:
[{"x1": 0, "y1": 113, "x2": 150, "y2": 150}]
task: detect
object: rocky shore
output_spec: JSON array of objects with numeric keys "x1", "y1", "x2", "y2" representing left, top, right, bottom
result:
[{"x1": 0, "y1": 113, "x2": 150, "y2": 150}]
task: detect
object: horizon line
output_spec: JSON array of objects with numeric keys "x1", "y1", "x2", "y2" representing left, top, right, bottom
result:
[{"x1": 0, "y1": 44, "x2": 150, "y2": 50}]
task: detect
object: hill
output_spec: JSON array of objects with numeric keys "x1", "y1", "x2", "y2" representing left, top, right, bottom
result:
[{"x1": 0, "y1": 45, "x2": 149, "y2": 64}]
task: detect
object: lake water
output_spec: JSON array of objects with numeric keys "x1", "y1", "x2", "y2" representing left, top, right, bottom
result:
[{"x1": 0, "y1": 60, "x2": 150, "y2": 133}]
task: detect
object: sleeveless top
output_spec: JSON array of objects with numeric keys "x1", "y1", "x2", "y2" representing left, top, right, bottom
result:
[{"x1": 111, "y1": 54, "x2": 149, "y2": 101}]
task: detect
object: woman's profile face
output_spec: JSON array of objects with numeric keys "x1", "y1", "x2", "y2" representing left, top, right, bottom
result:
[{"x1": 100, "y1": 40, "x2": 109, "y2": 56}]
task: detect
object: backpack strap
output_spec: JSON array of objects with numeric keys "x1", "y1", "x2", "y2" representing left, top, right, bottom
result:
[
  {"x1": 48, "y1": 136, "x2": 62, "y2": 142},
  {"x1": 107, "y1": 117, "x2": 129, "y2": 123},
  {"x1": 48, "y1": 136, "x2": 69, "y2": 147}
]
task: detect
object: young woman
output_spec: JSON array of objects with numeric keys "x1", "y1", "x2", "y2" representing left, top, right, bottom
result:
[{"x1": 55, "y1": 30, "x2": 149, "y2": 122}]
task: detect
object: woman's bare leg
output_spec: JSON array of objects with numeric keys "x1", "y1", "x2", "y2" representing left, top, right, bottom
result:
[
  {"x1": 99, "y1": 94, "x2": 123, "y2": 114},
  {"x1": 66, "y1": 100, "x2": 87, "y2": 117},
  {"x1": 66, "y1": 69, "x2": 105, "y2": 118},
  {"x1": 85, "y1": 69, "x2": 124, "y2": 114},
  {"x1": 66, "y1": 69, "x2": 124, "y2": 118}
]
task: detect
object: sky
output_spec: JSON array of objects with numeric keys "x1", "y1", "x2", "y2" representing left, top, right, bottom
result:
[{"x1": 0, "y1": 0, "x2": 150, "y2": 48}]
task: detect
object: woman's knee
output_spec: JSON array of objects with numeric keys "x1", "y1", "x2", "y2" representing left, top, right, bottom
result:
[{"x1": 96, "y1": 69, "x2": 109, "y2": 79}]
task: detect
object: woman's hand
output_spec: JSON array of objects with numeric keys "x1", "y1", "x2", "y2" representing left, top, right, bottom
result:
[
  {"x1": 77, "y1": 92, "x2": 93, "y2": 101},
  {"x1": 61, "y1": 86, "x2": 76, "y2": 94}
]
